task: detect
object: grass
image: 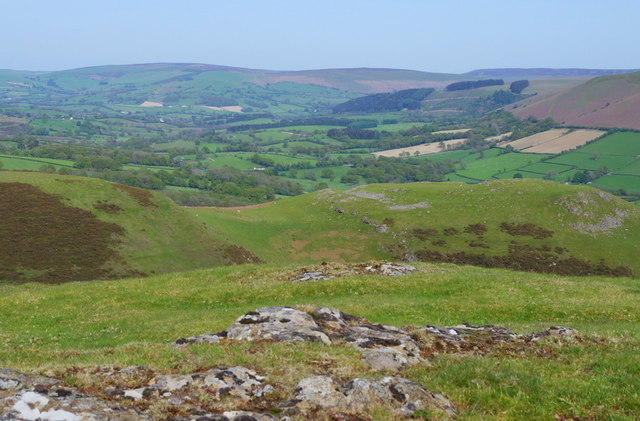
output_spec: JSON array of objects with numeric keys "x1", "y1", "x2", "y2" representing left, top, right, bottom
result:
[
  {"x1": 190, "y1": 179, "x2": 640, "y2": 277},
  {"x1": 1, "y1": 262, "x2": 639, "y2": 420},
  {"x1": 593, "y1": 174, "x2": 640, "y2": 194},
  {"x1": 456, "y1": 152, "x2": 547, "y2": 180}
]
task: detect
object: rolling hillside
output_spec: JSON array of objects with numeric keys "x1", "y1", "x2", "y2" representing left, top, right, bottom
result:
[
  {"x1": 191, "y1": 179, "x2": 640, "y2": 277},
  {"x1": 507, "y1": 71, "x2": 640, "y2": 129},
  {"x1": 0, "y1": 171, "x2": 258, "y2": 283},
  {"x1": 0, "y1": 63, "x2": 468, "y2": 115}
]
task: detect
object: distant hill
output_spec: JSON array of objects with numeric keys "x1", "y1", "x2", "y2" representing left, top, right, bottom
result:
[
  {"x1": 0, "y1": 171, "x2": 258, "y2": 283},
  {"x1": 192, "y1": 179, "x2": 640, "y2": 277},
  {"x1": 466, "y1": 68, "x2": 640, "y2": 80},
  {"x1": 0, "y1": 63, "x2": 473, "y2": 120},
  {"x1": 507, "y1": 71, "x2": 640, "y2": 129}
]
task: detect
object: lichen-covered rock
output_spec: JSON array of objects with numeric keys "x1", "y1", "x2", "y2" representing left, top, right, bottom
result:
[
  {"x1": 344, "y1": 377, "x2": 455, "y2": 417},
  {"x1": 422, "y1": 323, "x2": 519, "y2": 344},
  {"x1": 176, "y1": 307, "x2": 331, "y2": 346},
  {"x1": 122, "y1": 366, "x2": 273, "y2": 402},
  {"x1": 287, "y1": 375, "x2": 455, "y2": 418},
  {"x1": 313, "y1": 307, "x2": 423, "y2": 371},
  {"x1": 175, "y1": 332, "x2": 224, "y2": 346},
  {"x1": 363, "y1": 262, "x2": 417, "y2": 276},
  {"x1": 193, "y1": 411, "x2": 278, "y2": 421},
  {"x1": 290, "y1": 375, "x2": 347, "y2": 409},
  {"x1": 528, "y1": 326, "x2": 579, "y2": 341},
  {"x1": 0, "y1": 369, "x2": 147, "y2": 421}
]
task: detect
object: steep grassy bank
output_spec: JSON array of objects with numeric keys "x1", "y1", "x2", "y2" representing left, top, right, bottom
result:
[
  {"x1": 0, "y1": 171, "x2": 257, "y2": 283},
  {"x1": 1, "y1": 263, "x2": 638, "y2": 419}
]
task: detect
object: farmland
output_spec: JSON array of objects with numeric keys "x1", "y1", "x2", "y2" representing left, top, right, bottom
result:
[
  {"x1": 372, "y1": 138, "x2": 467, "y2": 157},
  {"x1": 504, "y1": 129, "x2": 605, "y2": 153}
]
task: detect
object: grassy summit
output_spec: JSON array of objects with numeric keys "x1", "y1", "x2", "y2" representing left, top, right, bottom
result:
[{"x1": 0, "y1": 262, "x2": 638, "y2": 419}]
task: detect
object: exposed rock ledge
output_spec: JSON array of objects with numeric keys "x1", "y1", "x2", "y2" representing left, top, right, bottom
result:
[{"x1": 176, "y1": 306, "x2": 579, "y2": 372}]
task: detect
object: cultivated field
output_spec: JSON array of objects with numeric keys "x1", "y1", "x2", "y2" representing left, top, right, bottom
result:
[
  {"x1": 432, "y1": 128, "x2": 471, "y2": 135},
  {"x1": 526, "y1": 129, "x2": 606, "y2": 153},
  {"x1": 140, "y1": 101, "x2": 163, "y2": 107},
  {"x1": 486, "y1": 131, "x2": 512, "y2": 141},
  {"x1": 506, "y1": 129, "x2": 605, "y2": 154},
  {"x1": 506, "y1": 129, "x2": 569, "y2": 151},
  {"x1": 372, "y1": 139, "x2": 466, "y2": 157}
]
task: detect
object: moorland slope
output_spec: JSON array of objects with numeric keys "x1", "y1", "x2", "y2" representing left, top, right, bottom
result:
[
  {"x1": 507, "y1": 71, "x2": 640, "y2": 129},
  {"x1": 0, "y1": 171, "x2": 257, "y2": 283}
]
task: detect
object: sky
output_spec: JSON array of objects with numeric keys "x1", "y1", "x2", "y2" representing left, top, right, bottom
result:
[{"x1": 1, "y1": 0, "x2": 639, "y2": 73}]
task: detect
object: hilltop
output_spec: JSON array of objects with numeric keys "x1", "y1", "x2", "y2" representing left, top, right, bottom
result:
[
  {"x1": 0, "y1": 261, "x2": 638, "y2": 419},
  {"x1": 0, "y1": 171, "x2": 257, "y2": 283},
  {"x1": 191, "y1": 179, "x2": 640, "y2": 277},
  {"x1": 507, "y1": 71, "x2": 640, "y2": 129}
]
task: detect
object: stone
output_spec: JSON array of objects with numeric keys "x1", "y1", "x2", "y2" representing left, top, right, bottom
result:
[
  {"x1": 363, "y1": 262, "x2": 417, "y2": 276},
  {"x1": 287, "y1": 375, "x2": 455, "y2": 418},
  {"x1": 290, "y1": 271, "x2": 333, "y2": 282},
  {"x1": 528, "y1": 326, "x2": 579, "y2": 341},
  {"x1": 176, "y1": 307, "x2": 331, "y2": 346},
  {"x1": 175, "y1": 332, "x2": 223, "y2": 346},
  {"x1": 313, "y1": 308, "x2": 423, "y2": 371},
  {"x1": 0, "y1": 369, "x2": 148, "y2": 421},
  {"x1": 290, "y1": 375, "x2": 347, "y2": 409},
  {"x1": 121, "y1": 366, "x2": 272, "y2": 402}
]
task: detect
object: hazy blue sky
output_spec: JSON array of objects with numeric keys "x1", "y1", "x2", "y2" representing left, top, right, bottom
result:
[{"x1": 1, "y1": 0, "x2": 638, "y2": 73}]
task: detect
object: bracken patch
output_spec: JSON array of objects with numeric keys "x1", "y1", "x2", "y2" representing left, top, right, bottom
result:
[
  {"x1": 499, "y1": 222, "x2": 554, "y2": 239},
  {"x1": 112, "y1": 183, "x2": 157, "y2": 208}
]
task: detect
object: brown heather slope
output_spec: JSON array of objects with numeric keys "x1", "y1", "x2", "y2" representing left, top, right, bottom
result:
[{"x1": 507, "y1": 71, "x2": 640, "y2": 129}]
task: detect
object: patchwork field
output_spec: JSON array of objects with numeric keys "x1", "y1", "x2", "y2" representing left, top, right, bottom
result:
[
  {"x1": 524, "y1": 129, "x2": 606, "y2": 154},
  {"x1": 372, "y1": 139, "x2": 467, "y2": 157}
]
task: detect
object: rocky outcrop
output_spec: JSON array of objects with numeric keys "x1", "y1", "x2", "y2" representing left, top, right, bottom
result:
[
  {"x1": 289, "y1": 261, "x2": 417, "y2": 282},
  {"x1": 176, "y1": 306, "x2": 331, "y2": 346},
  {"x1": 0, "y1": 368, "x2": 148, "y2": 420},
  {"x1": 176, "y1": 306, "x2": 423, "y2": 371},
  {"x1": 177, "y1": 306, "x2": 579, "y2": 372},
  {"x1": 286, "y1": 375, "x2": 455, "y2": 418}
]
